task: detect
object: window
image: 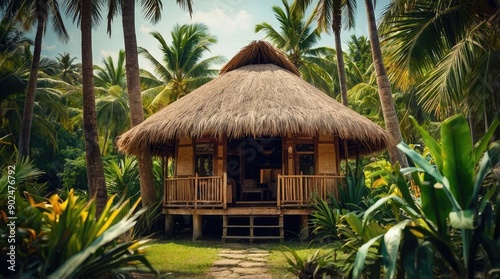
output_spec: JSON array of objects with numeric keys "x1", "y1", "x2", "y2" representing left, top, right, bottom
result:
[
  {"x1": 195, "y1": 141, "x2": 215, "y2": 176},
  {"x1": 296, "y1": 143, "x2": 315, "y2": 175}
]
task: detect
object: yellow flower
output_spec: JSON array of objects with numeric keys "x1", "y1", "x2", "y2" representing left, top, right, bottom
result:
[
  {"x1": 26, "y1": 193, "x2": 46, "y2": 209},
  {"x1": 80, "y1": 211, "x2": 89, "y2": 222},
  {"x1": 44, "y1": 211, "x2": 58, "y2": 222},
  {"x1": 48, "y1": 194, "x2": 62, "y2": 215}
]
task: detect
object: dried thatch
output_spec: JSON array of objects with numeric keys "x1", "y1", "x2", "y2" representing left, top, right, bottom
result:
[
  {"x1": 220, "y1": 40, "x2": 300, "y2": 76},
  {"x1": 117, "y1": 40, "x2": 390, "y2": 156}
]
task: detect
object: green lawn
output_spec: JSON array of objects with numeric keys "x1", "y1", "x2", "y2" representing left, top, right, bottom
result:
[{"x1": 145, "y1": 238, "x2": 337, "y2": 278}]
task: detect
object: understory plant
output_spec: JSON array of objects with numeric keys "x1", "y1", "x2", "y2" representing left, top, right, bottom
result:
[
  {"x1": 310, "y1": 170, "x2": 391, "y2": 276},
  {"x1": 352, "y1": 114, "x2": 499, "y2": 278},
  {"x1": 104, "y1": 155, "x2": 164, "y2": 237},
  {"x1": 0, "y1": 187, "x2": 157, "y2": 278}
]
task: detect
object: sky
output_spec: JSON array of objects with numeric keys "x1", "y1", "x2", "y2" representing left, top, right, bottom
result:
[{"x1": 36, "y1": 0, "x2": 390, "y2": 72}]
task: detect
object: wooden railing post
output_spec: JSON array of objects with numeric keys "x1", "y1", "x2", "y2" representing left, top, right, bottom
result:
[
  {"x1": 223, "y1": 172, "x2": 227, "y2": 209},
  {"x1": 194, "y1": 173, "x2": 198, "y2": 209},
  {"x1": 277, "y1": 174, "x2": 281, "y2": 208},
  {"x1": 300, "y1": 172, "x2": 304, "y2": 205}
]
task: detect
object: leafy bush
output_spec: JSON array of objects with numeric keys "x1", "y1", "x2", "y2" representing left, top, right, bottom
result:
[
  {"x1": 352, "y1": 115, "x2": 500, "y2": 279},
  {"x1": 0, "y1": 188, "x2": 157, "y2": 278},
  {"x1": 282, "y1": 246, "x2": 338, "y2": 279}
]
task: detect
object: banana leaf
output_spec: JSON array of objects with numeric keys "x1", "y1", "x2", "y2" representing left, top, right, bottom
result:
[{"x1": 440, "y1": 114, "x2": 475, "y2": 209}]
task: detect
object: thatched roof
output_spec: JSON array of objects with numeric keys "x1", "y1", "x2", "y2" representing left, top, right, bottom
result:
[
  {"x1": 117, "y1": 41, "x2": 390, "y2": 156},
  {"x1": 220, "y1": 41, "x2": 300, "y2": 76}
]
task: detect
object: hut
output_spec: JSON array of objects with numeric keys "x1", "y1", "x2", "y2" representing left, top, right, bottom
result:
[{"x1": 117, "y1": 41, "x2": 390, "y2": 242}]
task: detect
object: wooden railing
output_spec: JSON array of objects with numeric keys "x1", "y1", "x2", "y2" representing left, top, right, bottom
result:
[
  {"x1": 164, "y1": 174, "x2": 227, "y2": 209},
  {"x1": 164, "y1": 173, "x2": 343, "y2": 209},
  {"x1": 277, "y1": 174, "x2": 344, "y2": 207}
]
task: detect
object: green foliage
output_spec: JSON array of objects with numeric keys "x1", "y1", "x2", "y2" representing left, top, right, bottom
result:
[
  {"x1": 351, "y1": 114, "x2": 500, "y2": 279},
  {"x1": 0, "y1": 156, "x2": 45, "y2": 197},
  {"x1": 104, "y1": 155, "x2": 164, "y2": 237},
  {"x1": 310, "y1": 169, "x2": 391, "y2": 277},
  {"x1": 282, "y1": 246, "x2": 335, "y2": 279},
  {"x1": 139, "y1": 23, "x2": 224, "y2": 113},
  {"x1": 59, "y1": 152, "x2": 88, "y2": 191},
  {"x1": 105, "y1": 156, "x2": 140, "y2": 200},
  {"x1": 0, "y1": 188, "x2": 157, "y2": 278}
]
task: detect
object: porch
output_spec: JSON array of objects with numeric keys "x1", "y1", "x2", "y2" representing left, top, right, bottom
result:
[
  {"x1": 163, "y1": 173, "x2": 344, "y2": 209},
  {"x1": 163, "y1": 173, "x2": 343, "y2": 242}
]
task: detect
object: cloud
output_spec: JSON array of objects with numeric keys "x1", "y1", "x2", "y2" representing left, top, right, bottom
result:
[
  {"x1": 42, "y1": 43, "x2": 57, "y2": 51},
  {"x1": 99, "y1": 49, "x2": 120, "y2": 61},
  {"x1": 190, "y1": 8, "x2": 253, "y2": 33},
  {"x1": 140, "y1": 24, "x2": 153, "y2": 34}
]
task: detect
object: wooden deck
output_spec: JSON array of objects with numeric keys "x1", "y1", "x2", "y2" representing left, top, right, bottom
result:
[
  {"x1": 163, "y1": 174, "x2": 343, "y2": 210},
  {"x1": 163, "y1": 174, "x2": 344, "y2": 241}
]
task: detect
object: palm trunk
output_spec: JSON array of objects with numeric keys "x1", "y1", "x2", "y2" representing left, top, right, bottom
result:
[
  {"x1": 332, "y1": 1, "x2": 348, "y2": 106},
  {"x1": 82, "y1": 0, "x2": 108, "y2": 214},
  {"x1": 122, "y1": 0, "x2": 157, "y2": 206},
  {"x1": 18, "y1": 11, "x2": 44, "y2": 158},
  {"x1": 364, "y1": 0, "x2": 408, "y2": 167}
]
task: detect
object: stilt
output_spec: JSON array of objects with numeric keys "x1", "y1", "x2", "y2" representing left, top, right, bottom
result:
[
  {"x1": 192, "y1": 214, "x2": 202, "y2": 241},
  {"x1": 165, "y1": 214, "x2": 175, "y2": 237},
  {"x1": 300, "y1": 215, "x2": 309, "y2": 241}
]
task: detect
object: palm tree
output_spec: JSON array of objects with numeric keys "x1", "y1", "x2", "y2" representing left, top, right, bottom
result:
[
  {"x1": 362, "y1": 0, "x2": 407, "y2": 166},
  {"x1": 104, "y1": 0, "x2": 193, "y2": 206},
  {"x1": 55, "y1": 52, "x2": 81, "y2": 85},
  {"x1": 0, "y1": 19, "x2": 31, "y2": 103},
  {"x1": 380, "y1": 0, "x2": 499, "y2": 139},
  {"x1": 1, "y1": 0, "x2": 69, "y2": 158},
  {"x1": 345, "y1": 35, "x2": 372, "y2": 87},
  {"x1": 64, "y1": 0, "x2": 108, "y2": 214},
  {"x1": 292, "y1": 0, "x2": 356, "y2": 106},
  {"x1": 139, "y1": 23, "x2": 224, "y2": 111},
  {"x1": 94, "y1": 50, "x2": 130, "y2": 155},
  {"x1": 255, "y1": 0, "x2": 337, "y2": 96}
]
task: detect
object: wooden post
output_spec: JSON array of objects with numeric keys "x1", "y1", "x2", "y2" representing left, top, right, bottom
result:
[
  {"x1": 194, "y1": 173, "x2": 198, "y2": 209},
  {"x1": 222, "y1": 215, "x2": 227, "y2": 243},
  {"x1": 192, "y1": 213, "x2": 202, "y2": 241},
  {"x1": 277, "y1": 175, "x2": 281, "y2": 208},
  {"x1": 223, "y1": 172, "x2": 227, "y2": 209},
  {"x1": 249, "y1": 216, "x2": 254, "y2": 244},
  {"x1": 300, "y1": 215, "x2": 309, "y2": 241},
  {"x1": 165, "y1": 214, "x2": 175, "y2": 238},
  {"x1": 279, "y1": 215, "x2": 284, "y2": 243}
]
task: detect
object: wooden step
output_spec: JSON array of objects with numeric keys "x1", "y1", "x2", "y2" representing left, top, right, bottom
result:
[
  {"x1": 222, "y1": 214, "x2": 284, "y2": 243},
  {"x1": 223, "y1": 224, "x2": 282, "y2": 228},
  {"x1": 222, "y1": 235, "x2": 282, "y2": 240}
]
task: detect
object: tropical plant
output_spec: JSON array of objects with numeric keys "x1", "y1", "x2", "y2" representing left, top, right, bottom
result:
[
  {"x1": 105, "y1": 156, "x2": 140, "y2": 199},
  {"x1": 381, "y1": 0, "x2": 500, "y2": 134},
  {"x1": 255, "y1": 0, "x2": 337, "y2": 96},
  {"x1": 1, "y1": 0, "x2": 69, "y2": 158},
  {"x1": 104, "y1": 155, "x2": 164, "y2": 237},
  {"x1": 64, "y1": 0, "x2": 108, "y2": 214},
  {"x1": 352, "y1": 114, "x2": 500, "y2": 279},
  {"x1": 139, "y1": 23, "x2": 224, "y2": 112},
  {"x1": 282, "y1": 246, "x2": 334, "y2": 279},
  {"x1": 0, "y1": 189, "x2": 157, "y2": 278},
  {"x1": 55, "y1": 52, "x2": 81, "y2": 85},
  {"x1": 292, "y1": 0, "x2": 357, "y2": 105},
  {"x1": 0, "y1": 18, "x2": 31, "y2": 104},
  {"x1": 104, "y1": 0, "x2": 193, "y2": 207},
  {"x1": 94, "y1": 50, "x2": 130, "y2": 155},
  {"x1": 310, "y1": 172, "x2": 391, "y2": 277},
  {"x1": 362, "y1": 0, "x2": 408, "y2": 166}
]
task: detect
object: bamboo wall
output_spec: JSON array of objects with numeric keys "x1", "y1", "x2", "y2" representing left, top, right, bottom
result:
[
  {"x1": 317, "y1": 134, "x2": 340, "y2": 175},
  {"x1": 176, "y1": 137, "x2": 194, "y2": 176}
]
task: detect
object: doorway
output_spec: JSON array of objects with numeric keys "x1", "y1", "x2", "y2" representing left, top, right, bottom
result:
[{"x1": 227, "y1": 137, "x2": 282, "y2": 202}]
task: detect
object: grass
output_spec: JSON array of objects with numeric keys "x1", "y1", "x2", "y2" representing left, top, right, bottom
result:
[
  {"x1": 146, "y1": 239, "x2": 220, "y2": 278},
  {"x1": 145, "y1": 237, "x2": 342, "y2": 279}
]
